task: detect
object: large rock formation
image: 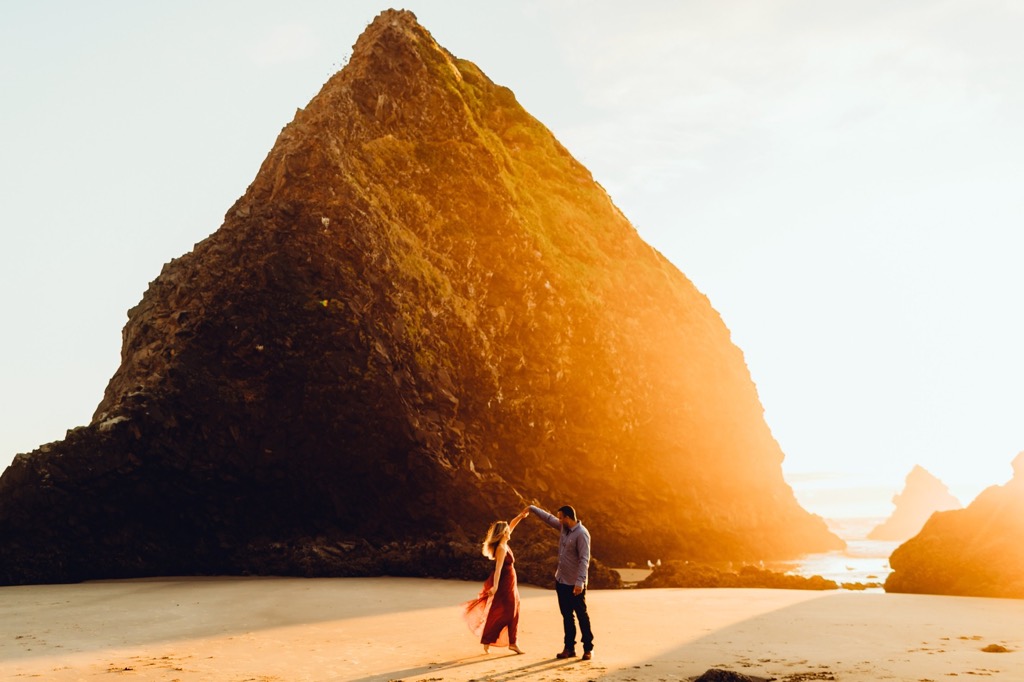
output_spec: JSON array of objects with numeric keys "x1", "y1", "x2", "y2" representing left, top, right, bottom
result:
[
  {"x1": 0, "y1": 9, "x2": 840, "y2": 586},
  {"x1": 885, "y1": 452, "x2": 1024, "y2": 598},
  {"x1": 868, "y1": 465, "x2": 961, "y2": 541}
]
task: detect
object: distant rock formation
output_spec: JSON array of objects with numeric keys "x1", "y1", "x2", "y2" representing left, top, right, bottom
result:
[
  {"x1": 639, "y1": 561, "x2": 839, "y2": 591},
  {"x1": 885, "y1": 452, "x2": 1024, "y2": 598},
  {"x1": 868, "y1": 465, "x2": 961, "y2": 541},
  {"x1": 0, "y1": 9, "x2": 840, "y2": 586}
]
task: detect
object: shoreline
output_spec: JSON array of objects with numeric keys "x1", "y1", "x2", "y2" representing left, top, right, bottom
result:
[{"x1": 3, "y1": 576, "x2": 1023, "y2": 681}]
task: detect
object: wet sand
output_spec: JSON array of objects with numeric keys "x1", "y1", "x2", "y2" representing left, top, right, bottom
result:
[{"x1": 2, "y1": 576, "x2": 1022, "y2": 681}]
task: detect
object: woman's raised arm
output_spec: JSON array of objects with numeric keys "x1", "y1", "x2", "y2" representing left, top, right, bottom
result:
[{"x1": 508, "y1": 509, "x2": 529, "y2": 533}]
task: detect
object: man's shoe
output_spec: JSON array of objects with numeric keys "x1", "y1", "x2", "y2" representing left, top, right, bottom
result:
[
  {"x1": 555, "y1": 649, "x2": 577, "y2": 659},
  {"x1": 581, "y1": 651, "x2": 592, "y2": 661}
]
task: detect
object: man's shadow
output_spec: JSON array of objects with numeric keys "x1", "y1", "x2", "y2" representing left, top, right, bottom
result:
[{"x1": 348, "y1": 652, "x2": 582, "y2": 682}]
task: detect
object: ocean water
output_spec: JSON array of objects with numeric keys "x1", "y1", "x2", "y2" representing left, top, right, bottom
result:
[{"x1": 770, "y1": 517, "x2": 899, "y2": 588}]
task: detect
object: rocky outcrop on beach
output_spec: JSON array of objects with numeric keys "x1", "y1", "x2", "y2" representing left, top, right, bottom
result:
[
  {"x1": 885, "y1": 452, "x2": 1024, "y2": 598},
  {"x1": 693, "y1": 670, "x2": 769, "y2": 682},
  {"x1": 868, "y1": 465, "x2": 961, "y2": 541},
  {"x1": 0, "y1": 9, "x2": 840, "y2": 586},
  {"x1": 639, "y1": 561, "x2": 839, "y2": 591}
]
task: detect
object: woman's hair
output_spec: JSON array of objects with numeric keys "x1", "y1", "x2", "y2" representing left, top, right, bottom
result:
[{"x1": 481, "y1": 520, "x2": 511, "y2": 559}]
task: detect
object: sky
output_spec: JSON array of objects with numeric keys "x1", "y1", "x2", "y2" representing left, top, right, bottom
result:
[{"x1": 2, "y1": 1, "x2": 1022, "y2": 520}]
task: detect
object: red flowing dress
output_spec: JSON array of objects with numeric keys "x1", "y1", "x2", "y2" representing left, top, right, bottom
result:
[{"x1": 462, "y1": 547, "x2": 520, "y2": 647}]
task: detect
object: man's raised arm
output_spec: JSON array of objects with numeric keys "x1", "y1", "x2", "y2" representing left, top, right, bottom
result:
[{"x1": 527, "y1": 505, "x2": 561, "y2": 530}]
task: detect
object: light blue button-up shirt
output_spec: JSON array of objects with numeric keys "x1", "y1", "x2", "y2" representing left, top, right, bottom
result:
[{"x1": 529, "y1": 505, "x2": 591, "y2": 588}]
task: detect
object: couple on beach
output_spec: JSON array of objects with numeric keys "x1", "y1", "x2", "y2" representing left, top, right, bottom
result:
[{"x1": 463, "y1": 503, "x2": 595, "y2": 661}]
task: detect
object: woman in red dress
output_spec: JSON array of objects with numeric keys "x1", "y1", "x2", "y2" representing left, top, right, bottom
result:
[{"x1": 463, "y1": 509, "x2": 529, "y2": 654}]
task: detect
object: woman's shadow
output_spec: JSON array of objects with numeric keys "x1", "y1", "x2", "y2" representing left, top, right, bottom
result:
[{"x1": 347, "y1": 652, "x2": 581, "y2": 682}]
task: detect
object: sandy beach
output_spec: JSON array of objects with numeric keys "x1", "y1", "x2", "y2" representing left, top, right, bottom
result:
[{"x1": 2, "y1": 576, "x2": 1022, "y2": 681}]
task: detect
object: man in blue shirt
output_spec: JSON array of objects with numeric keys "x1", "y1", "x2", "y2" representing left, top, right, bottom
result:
[{"x1": 526, "y1": 503, "x2": 594, "y2": 660}]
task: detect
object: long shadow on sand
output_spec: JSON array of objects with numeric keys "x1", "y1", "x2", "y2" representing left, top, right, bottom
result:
[
  {"x1": 9, "y1": 578, "x2": 1022, "y2": 680},
  {"x1": 348, "y1": 654, "x2": 579, "y2": 682},
  {"x1": 578, "y1": 589, "x2": 1024, "y2": 681},
  {"x1": 0, "y1": 575, "x2": 500, "y2": 663}
]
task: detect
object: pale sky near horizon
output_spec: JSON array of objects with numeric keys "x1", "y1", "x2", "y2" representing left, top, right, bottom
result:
[{"x1": 2, "y1": 1, "x2": 1022, "y2": 521}]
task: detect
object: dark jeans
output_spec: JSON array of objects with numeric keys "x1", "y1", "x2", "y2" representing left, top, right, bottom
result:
[{"x1": 555, "y1": 581, "x2": 593, "y2": 652}]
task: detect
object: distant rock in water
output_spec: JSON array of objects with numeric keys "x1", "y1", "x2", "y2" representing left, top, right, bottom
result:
[
  {"x1": 0, "y1": 9, "x2": 841, "y2": 586},
  {"x1": 868, "y1": 465, "x2": 961, "y2": 542},
  {"x1": 885, "y1": 452, "x2": 1024, "y2": 599}
]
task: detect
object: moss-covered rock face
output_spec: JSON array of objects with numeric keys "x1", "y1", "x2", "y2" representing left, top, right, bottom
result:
[
  {"x1": 885, "y1": 453, "x2": 1024, "y2": 599},
  {"x1": 0, "y1": 9, "x2": 841, "y2": 586}
]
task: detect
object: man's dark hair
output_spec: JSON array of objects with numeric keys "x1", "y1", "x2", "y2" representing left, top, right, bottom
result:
[{"x1": 557, "y1": 505, "x2": 577, "y2": 520}]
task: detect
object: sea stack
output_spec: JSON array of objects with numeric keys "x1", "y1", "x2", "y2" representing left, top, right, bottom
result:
[
  {"x1": 886, "y1": 452, "x2": 1024, "y2": 598},
  {"x1": 868, "y1": 465, "x2": 961, "y2": 542},
  {"x1": 0, "y1": 9, "x2": 840, "y2": 585}
]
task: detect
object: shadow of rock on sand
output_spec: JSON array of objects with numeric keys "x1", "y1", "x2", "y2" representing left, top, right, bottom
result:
[
  {"x1": 585, "y1": 590, "x2": 1024, "y2": 682},
  {"x1": 6, "y1": 578, "x2": 1023, "y2": 681},
  {"x1": 348, "y1": 655, "x2": 577, "y2": 682},
  {"x1": 0, "y1": 576, "x2": 486, "y2": 663}
]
